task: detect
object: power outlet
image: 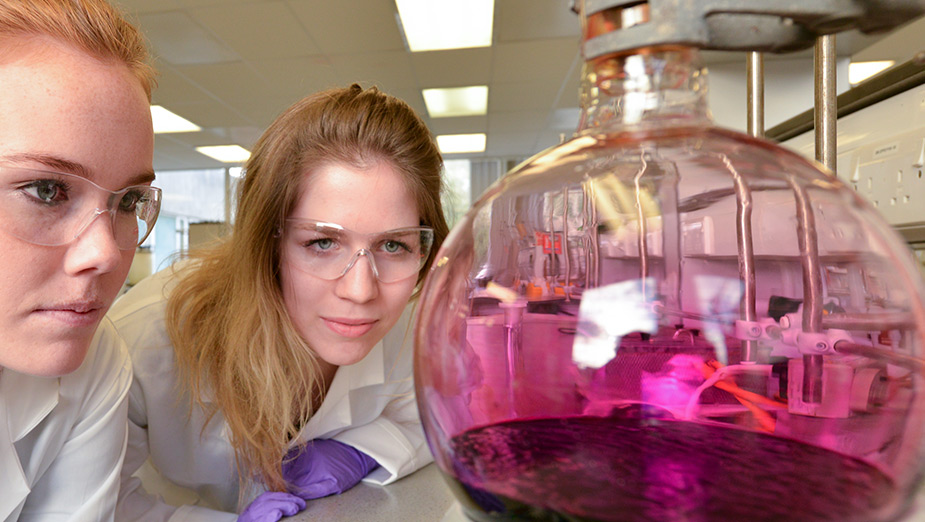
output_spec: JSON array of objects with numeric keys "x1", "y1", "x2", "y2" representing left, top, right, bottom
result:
[{"x1": 848, "y1": 128, "x2": 925, "y2": 227}]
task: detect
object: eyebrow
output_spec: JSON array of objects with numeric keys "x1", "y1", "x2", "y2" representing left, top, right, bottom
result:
[{"x1": 2, "y1": 152, "x2": 156, "y2": 186}]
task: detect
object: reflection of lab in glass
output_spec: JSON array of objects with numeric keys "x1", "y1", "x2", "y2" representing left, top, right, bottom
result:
[{"x1": 414, "y1": 2, "x2": 925, "y2": 521}]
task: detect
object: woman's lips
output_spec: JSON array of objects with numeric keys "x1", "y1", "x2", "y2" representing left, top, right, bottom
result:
[
  {"x1": 33, "y1": 307, "x2": 102, "y2": 328},
  {"x1": 322, "y1": 317, "x2": 376, "y2": 338}
]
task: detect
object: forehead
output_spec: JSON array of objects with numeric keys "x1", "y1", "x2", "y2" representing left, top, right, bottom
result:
[
  {"x1": 0, "y1": 35, "x2": 153, "y2": 190},
  {"x1": 289, "y1": 161, "x2": 420, "y2": 233}
]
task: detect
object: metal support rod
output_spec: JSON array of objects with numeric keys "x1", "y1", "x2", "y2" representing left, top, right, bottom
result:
[
  {"x1": 722, "y1": 155, "x2": 758, "y2": 362},
  {"x1": 562, "y1": 186, "x2": 571, "y2": 299},
  {"x1": 814, "y1": 35, "x2": 837, "y2": 173},
  {"x1": 835, "y1": 341, "x2": 925, "y2": 371},
  {"x1": 587, "y1": 182, "x2": 600, "y2": 288},
  {"x1": 802, "y1": 354, "x2": 824, "y2": 402},
  {"x1": 823, "y1": 312, "x2": 917, "y2": 331},
  {"x1": 634, "y1": 153, "x2": 649, "y2": 298},
  {"x1": 747, "y1": 52, "x2": 765, "y2": 138},
  {"x1": 501, "y1": 301, "x2": 525, "y2": 415},
  {"x1": 789, "y1": 176, "x2": 824, "y2": 403}
]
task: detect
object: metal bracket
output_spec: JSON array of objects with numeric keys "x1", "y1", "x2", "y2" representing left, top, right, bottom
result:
[{"x1": 579, "y1": 0, "x2": 925, "y2": 58}]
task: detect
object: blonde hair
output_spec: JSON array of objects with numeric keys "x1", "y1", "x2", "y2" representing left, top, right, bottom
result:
[
  {"x1": 166, "y1": 85, "x2": 449, "y2": 492},
  {"x1": 0, "y1": 0, "x2": 154, "y2": 99}
]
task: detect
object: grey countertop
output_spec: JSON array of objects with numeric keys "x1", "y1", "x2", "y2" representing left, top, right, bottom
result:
[
  {"x1": 287, "y1": 463, "x2": 464, "y2": 521},
  {"x1": 288, "y1": 462, "x2": 925, "y2": 522}
]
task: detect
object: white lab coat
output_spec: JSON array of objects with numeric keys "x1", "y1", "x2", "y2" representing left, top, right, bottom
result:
[
  {"x1": 0, "y1": 319, "x2": 132, "y2": 522},
  {"x1": 108, "y1": 266, "x2": 434, "y2": 521}
]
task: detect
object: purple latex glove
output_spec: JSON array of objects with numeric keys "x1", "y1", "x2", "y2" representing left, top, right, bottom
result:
[
  {"x1": 282, "y1": 439, "x2": 379, "y2": 499},
  {"x1": 238, "y1": 491, "x2": 306, "y2": 522}
]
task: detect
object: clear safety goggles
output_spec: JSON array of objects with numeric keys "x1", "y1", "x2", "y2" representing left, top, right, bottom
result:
[
  {"x1": 0, "y1": 166, "x2": 162, "y2": 250},
  {"x1": 284, "y1": 218, "x2": 434, "y2": 283}
]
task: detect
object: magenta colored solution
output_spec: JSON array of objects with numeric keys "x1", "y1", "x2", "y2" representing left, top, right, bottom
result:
[{"x1": 443, "y1": 416, "x2": 896, "y2": 521}]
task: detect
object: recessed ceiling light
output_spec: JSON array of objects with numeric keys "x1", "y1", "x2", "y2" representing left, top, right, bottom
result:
[
  {"x1": 423, "y1": 86, "x2": 488, "y2": 118},
  {"x1": 848, "y1": 60, "x2": 895, "y2": 85},
  {"x1": 195, "y1": 145, "x2": 251, "y2": 163},
  {"x1": 151, "y1": 105, "x2": 201, "y2": 133},
  {"x1": 436, "y1": 133, "x2": 486, "y2": 154},
  {"x1": 396, "y1": 0, "x2": 494, "y2": 52}
]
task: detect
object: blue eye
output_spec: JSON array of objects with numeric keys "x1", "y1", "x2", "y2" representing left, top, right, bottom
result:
[
  {"x1": 305, "y1": 237, "x2": 338, "y2": 253},
  {"x1": 22, "y1": 179, "x2": 69, "y2": 205},
  {"x1": 383, "y1": 240, "x2": 408, "y2": 253}
]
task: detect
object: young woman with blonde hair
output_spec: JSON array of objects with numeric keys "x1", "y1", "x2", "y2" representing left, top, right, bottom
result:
[
  {"x1": 110, "y1": 84, "x2": 448, "y2": 520},
  {"x1": 0, "y1": 0, "x2": 159, "y2": 519}
]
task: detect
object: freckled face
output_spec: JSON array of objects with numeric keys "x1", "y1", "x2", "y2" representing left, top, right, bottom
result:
[
  {"x1": 0, "y1": 37, "x2": 154, "y2": 376},
  {"x1": 279, "y1": 161, "x2": 420, "y2": 370}
]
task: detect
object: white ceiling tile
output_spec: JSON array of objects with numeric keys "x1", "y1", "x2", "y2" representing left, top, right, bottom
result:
[
  {"x1": 486, "y1": 130, "x2": 542, "y2": 157},
  {"x1": 158, "y1": 101, "x2": 253, "y2": 130},
  {"x1": 176, "y1": 62, "x2": 268, "y2": 108},
  {"x1": 153, "y1": 134, "x2": 226, "y2": 170},
  {"x1": 488, "y1": 111, "x2": 548, "y2": 133},
  {"x1": 412, "y1": 48, "x2": 493, "y2": 87},
  {"x1": 329, "y1": 52, "x2": 417, "y2": 90},
  {"x1": 288, "y1": 0, "x2": 406, "y2": 55},
  {"x1": 253, "y1": 56, "x2": 340, "y2": 99},
  {"x1": 428, "y1": 116, "x2": 489, "y2": 136},
  {"x1": 495, "y1": 0, "x2": 579, "y2": 42},
  {"x1": 113, "y1": 0, "x2": 183, "y2": 14},
  {"x1": 490, "y1": 80, "x2": 562, "y2": 112},
  {"x1": 150, "y1": 63, "x2": 216, "y2": 108},
  {"x1": 492, "y1": 38, "x2": 580, "y2": 83},
  {"x1": 137, "y1": 11, "x2": 239, "y2": 65},
  {"x1": 188, "y1": 2, "x2": 320, "y2": 61}
]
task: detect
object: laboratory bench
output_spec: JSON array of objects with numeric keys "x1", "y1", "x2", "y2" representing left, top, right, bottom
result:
[
  {"x1": 287, "y1": 460, "x2": 925, "y2": 521},
  {"x1": 286, "y1": 463, "x2": 463, "y2": 521}
]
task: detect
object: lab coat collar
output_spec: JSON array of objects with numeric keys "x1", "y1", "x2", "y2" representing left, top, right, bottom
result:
[
  {"x1": 299, "y1": 338, "x2": 386, "y2": 440},
  {"x1": 0, "y1": 369, "x2": 60, "y2": 520}
]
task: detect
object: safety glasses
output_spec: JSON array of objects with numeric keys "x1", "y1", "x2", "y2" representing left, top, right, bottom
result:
[
  {"x1": 0, "y1": 166, "x2": 161, "y2": 250},
  {"x1": 284, "y1": 218, "x2": 434, "y2": 283}
]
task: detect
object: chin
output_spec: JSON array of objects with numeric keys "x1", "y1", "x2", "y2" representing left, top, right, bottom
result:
[
  {"x1": 327, "y1": 341, "x2": 376, "y2": 367},
  {"x1": 2, "y1": 338, "x2": 92, "y2": 378}
]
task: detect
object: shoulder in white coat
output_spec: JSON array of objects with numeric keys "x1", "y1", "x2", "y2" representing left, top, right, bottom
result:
[{"x1": 1, "y1": 318, "x2": 132, "y2": 522}]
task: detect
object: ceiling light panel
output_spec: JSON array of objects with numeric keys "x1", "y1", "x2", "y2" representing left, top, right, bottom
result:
[
  {"x1": 195, "y1": 145, "x2": 252, "y2": 163},
  {"x1": 436, "y1": 133, "x2": 487, "y2": 154},
  {"x1": 848, "y1": 60, "x2": 895, "y2": 85},
  {"x1": 151, "y1": 105, "x2": 201, "y2": 134},
  {"x1": 396, "y1": 0, "x2": 494, "y2": 52},
  {"x1": 423, "y1": 86, "x2": 489, "y2": 117}
]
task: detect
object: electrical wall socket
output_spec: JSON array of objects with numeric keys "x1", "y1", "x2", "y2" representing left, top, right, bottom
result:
[
  {"x1": 848, "y1": 127, "x2": 925, "y2": 227},
  {"x1": 785, "y1": 84, "x2": 925, "y2": 229}
]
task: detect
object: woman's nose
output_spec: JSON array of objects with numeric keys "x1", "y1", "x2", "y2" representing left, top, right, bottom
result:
[
  {"x1": 63, "y1": 211, "x2": 123, "y2": 276},
  {"x1": 334, "y1": 251, "x2": 380, "y2": 303}
]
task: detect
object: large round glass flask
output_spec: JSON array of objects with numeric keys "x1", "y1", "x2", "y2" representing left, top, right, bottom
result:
[{"x1": 414, "y1": 9, "x2": 925, "y2": 522}]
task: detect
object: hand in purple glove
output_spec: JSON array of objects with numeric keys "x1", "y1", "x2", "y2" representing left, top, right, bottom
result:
[
  {"x1": 238, "y1": 491, "x2": 306, "y2": 522},
  {"x1": 282, "y1": 439, "x2": 379, "y2": 499}
]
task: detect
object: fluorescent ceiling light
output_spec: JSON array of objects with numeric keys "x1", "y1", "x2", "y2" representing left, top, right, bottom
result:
[
  {"x1": 195, "y1": 145, "x2": 251, "y2": 163},
  {"x1": 423, "y1": 86, "x2": 488, "y2": 118},
  {"x1": 151, "y1": 105, "x2": 201, "y2": 133},
  {"x1": 396, "y1": 0, "x2": 494, "y2": 52},
  {"x1": 436, "y1": 133, "x2": 486, "y2": 154},
  {"x1": 848, "y1": 60, "x2": 894, "y2": 85}
]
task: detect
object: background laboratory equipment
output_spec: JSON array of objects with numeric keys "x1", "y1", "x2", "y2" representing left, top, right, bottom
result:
[{"x1": 414, "y1": 1, "x2": 925, "y2": 521}]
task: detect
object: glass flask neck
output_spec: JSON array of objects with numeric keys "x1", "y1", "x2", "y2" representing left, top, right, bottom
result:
[{"x1": 577, "y1": 47, "x2": 713, "y2": 135}]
